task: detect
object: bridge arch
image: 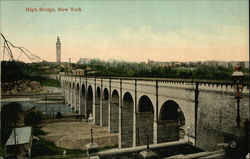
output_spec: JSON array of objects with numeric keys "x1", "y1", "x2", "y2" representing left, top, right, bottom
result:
[
  {"x1": 102, "y1": 88, "x2": 109, "y2": 126},
  {"x1": 157, "y1": 100, "x2": 185, "y2": 143},
  {"x1": 110, "y1": 89, "x2": 119, "y2": 132},
  {"x1": 121, "y1": 92, "x2": 134, "y2": 148},
  {"x1": 86, "y1": 85, "x2": 93, "y2": 118},
  {"x1": 64, "y1": 81, "x2": 67, "y2": 103},
  {"x1": 136, "y1": 95, "x2": 154, "y2": 146},
  {"x1": 95, "y1": 86, "x2": 101, "y2": 125}
]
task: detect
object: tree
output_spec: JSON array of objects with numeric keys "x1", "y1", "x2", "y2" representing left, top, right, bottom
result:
[
  {"x1": 1, "y1": 102, "x2": 23, "y2": 146},
  {"x1": 1, "y1": 102, "x2": 23, "y2": 128}
]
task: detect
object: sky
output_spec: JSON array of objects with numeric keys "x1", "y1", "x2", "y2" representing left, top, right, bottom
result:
[{"x1": 0, "y1": 0, "x2": 249, "y2": 63}]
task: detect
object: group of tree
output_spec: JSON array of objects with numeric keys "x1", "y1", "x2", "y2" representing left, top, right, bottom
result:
[
  {"x1": 2, "y1": 59, "x2": 248, "y2": 83},
  {"x1": 1, "y1": 61, "x2": 63, "y2": 90},
  {"x1": 1, "y1": 61, "x2": 42, "y2": 84},
  {"x1": 73, "y1": 59, "x2": 249, "y2": 81}
]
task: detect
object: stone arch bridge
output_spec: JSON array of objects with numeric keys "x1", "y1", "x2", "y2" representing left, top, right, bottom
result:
[{"x1": 59, "y1": 75, "x2": 249, "y2": 150}]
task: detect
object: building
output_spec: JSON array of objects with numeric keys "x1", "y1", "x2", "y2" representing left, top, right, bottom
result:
[
  {"x1": 72, "y1": 69, "x2": 85, "y2": 75},
  {"x1": 148, "y1": 59, "x2": 172, "y2": 67},
  {"x1": 56, "y1": 36, "x2": 61, "y2": 63},
  {"x1": 76, "y1": 58, "x2": 101, "y2": 65},
  {"x1": 77, "y1": 58, "x2": 92, "y2": 65},
  {"x1": 5, "y1": 127, "x2": 33, "y2": 159}
]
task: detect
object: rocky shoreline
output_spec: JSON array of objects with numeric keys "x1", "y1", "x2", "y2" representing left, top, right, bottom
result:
[{"x1": 1, "y1": 80, "x2": 43, "y2": 95}]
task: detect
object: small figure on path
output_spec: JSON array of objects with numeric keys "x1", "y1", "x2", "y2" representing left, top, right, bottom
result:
[
  {"x1": 63, "y1": 150, "x2": 66, "y2": 157},
  {"x1": 88, "y1": 113, "x2": 94, "y2": 125}
]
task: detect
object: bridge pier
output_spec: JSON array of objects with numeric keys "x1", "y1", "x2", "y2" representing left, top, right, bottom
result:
[
  {"x1": 121, "y1": 92, "x2": 134, "y2": 148},
  {"x1": 101, "y1": 95, "x2": 109, "y2": 126},
  {"x1": 153, "y1": 121, "x2": 158, "y2": 144},
  {"x1": 118, "y1": 80, "x2": 122, "y2": 149},
  {"x1": 84, "y1": 86, "x2": 87, "y2": 117},
  {"x1": 65, "y1": 89, "x2": 68, "y2": 104},
  {"x1": 100, "y1": 83, "x2": 103, "y2": 126},
  {"x1": 64, "y1": 88, "x2": 67, "y2": 103},
  {"x1": 92, "y1": 90, "x2": 96, "y2": 121},
  {"x1": 73, "y1": 89, "x2": 77, "y2": 111},
  {"x1": 109, "y1": 90, "x2": 119, "y2": 133},
  {"x1": 71, "y1": 89, "x2": 75, "y2": 110},
  {"x1": 100, "y1": 88, "x2": 109, "y2": 127},
  {"x1": 75, "y1": 90, "x2": 80, "y2": 113},
  {"x1": 137, "y1": 112, "x2": 154, "y2": 146},
  {"x1": 66, "y1": 87, "x2": 69, "y2": 105},
  {"x1": 62, "y1": 86, "x2": 66, "y2": 103},
  {"x1": 79, "y1": 92, "x2": 85, "y2": 115},
  {"x1": 133, "y1": 104, "x2": 137, "y2": 147},
  {"x1": 95, "y1": 87, "x2": 101, "y2": 125}
]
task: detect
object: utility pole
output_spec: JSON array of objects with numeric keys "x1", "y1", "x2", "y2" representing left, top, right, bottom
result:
[
  {"x1": 146, "y1": 135, "x2": 149, "y2": 152},
  {"x1": 14, "y1": 122, "x2": 17, "y2": 158},
  {"x1": 194, "y1": 82, "x2": 199, "y2": 146},
  {"x1": 91, "y1": 129, "x2": 93, "y2": 143},
  {"x1": 45, "y1": 94, "x2": 48, "y2": 115},
  {"x1": 52, "y1": 107, "x2": 54, "y2": 123}
]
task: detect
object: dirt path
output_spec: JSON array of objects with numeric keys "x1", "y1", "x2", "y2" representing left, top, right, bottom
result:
[{"x1": 39, "y1": 119, "x2": 118, "y2": 150}]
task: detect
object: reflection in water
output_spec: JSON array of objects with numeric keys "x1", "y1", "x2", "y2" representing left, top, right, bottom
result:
[
  {"x1": 1, "y1": 98, "x2": 72, "y2": 115},
  {"x1": 36, "y1": 103, "x2": 71, "y2": 114}
]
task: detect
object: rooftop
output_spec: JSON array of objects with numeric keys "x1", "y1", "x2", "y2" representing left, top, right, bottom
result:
[{"x1": 5, "y1": 126, "x2": 32, "y2": 146}]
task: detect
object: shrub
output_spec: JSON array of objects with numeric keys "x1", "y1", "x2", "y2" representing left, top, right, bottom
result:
[
  {"x1": 24, "y1": 111, "x2": 42, "y2": 126},
  {"x1": 55, "y1": 112, "x2": 63, "y2": 119}
]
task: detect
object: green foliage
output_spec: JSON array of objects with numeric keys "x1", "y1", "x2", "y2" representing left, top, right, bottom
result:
[
  {"x1": 71, "y1": 63, "x2": 86, "y2": 70},
  {"x1": 33, "y1": 127, "x2": 47, "y2": 136},
  {"x1": 40, "y1": 77, "x2": 61, "y2": 87},
  {"x1": 0, "y1": 147, "x2": 6, "y2": 157},
  {"x1": 83, "y1": 60, "x2": 248, "y2": 81},
  {"x1": 1, "y1": 102, "x2": 23, "y2": 147},
  {"x1": 1, "y1": 61, "x2": 63, "y2": 85},
  {"x1": 1, "y1": 61, "x2": 44, "y2": 83},
  {"x1": 24, "y1": 111, "x2": 42, "y2": 126},
  {"x1": 192, "y1": 65, "x2": 233, "y2": 80},
  {"x1": 1, "y1": 61, "x2": 26, "y2": 83},
  {"x1": 31, "y1": 138, "x2": 85, "y2": 157},
  {"x1": 1, "y1": 128, "x2": 12, "y2": 147},
  {"x1": 2, "y1": 60, "x2": 248, "y2": 83}
]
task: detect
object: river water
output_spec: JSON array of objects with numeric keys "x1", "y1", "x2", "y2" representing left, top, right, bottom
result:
[{"x1": 1, "y1": 96, "x2": 72, "y2": 114}]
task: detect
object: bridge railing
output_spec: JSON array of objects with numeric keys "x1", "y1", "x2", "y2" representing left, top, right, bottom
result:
[{"x1": 59, "y1": 74, "x2": 249, "y2": 87}]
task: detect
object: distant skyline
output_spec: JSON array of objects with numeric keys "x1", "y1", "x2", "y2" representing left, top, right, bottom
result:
[{"x1": 0, "y1": 0, "x2": 249, "y2": 63}]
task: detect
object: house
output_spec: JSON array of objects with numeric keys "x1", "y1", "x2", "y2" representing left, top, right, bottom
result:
[
  {"x1": 5, "y1": 127, "x2": 32, "y2": 159},
  {"x1": 72, "y1": 69, "x2": 85, "y2": 75}
]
